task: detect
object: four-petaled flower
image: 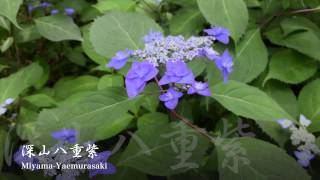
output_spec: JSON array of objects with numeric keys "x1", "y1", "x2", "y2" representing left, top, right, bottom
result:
[
  {"x1": 125, "y1": 61, "x2": 158, "y2": 97},
  {"x1": 51, "y1": 128, "x2": 78, "y2": 144},
  {"x1": 159, "y1": 60, "x2": 195, "y2": 85},
  {"x1": 187, "y1": 81, "x2": 211, "y2": 97},
  {"x1": 299, "y1": 114, "x2": 311, "y2": 127},
  {"x1": 159, "y1": 88, "x2": 183, "y2": 110},
  {"x1": 107, "y1": 49, "x2": 132, "y2": 70},
  {"x1": 204, "y1": 27, "x2": 230, "y2": 44},
  {"x1": 294, "y1": 150, "x2": 315, "y2": 167},
  {"x1": 88, "y1": 151, "x2": 116, "y2": 178},
  {"x1": 214, "y1": 49, "x2": 233, "y2": 82}
]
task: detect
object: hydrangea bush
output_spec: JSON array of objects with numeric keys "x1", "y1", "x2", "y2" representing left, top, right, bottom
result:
[{"x1": 0, "y1": 0, "x2": 320, "y2": 179}]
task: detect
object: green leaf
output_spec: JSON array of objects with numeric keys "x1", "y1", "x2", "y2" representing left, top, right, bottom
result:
[
  {"x1": 298, "y1": 79, "x2": 320, "y2": 132},
  {"x1": 119, "y1": 121, "x2": 210, "y2": 176},
  {"x1": 0, "y1": 63, "x2": 43, "y2": 103},
  {"x1": 53, "y1": 76, "x2": 99, "y2": 100},
  {"x1": 169, "y1": 8, "x2": 205, "y2": 37},
  {"x1": 197, "y1": 0, "x2": 249, "y2": 42},
  {"x1": 0, "y1": 127, "x2": 6, "y2": 170},
  {"x1": 31, "y1": 88, "x2": 140, "y2": 146},
  {"x1": 264, "y1": 81, "x2": 298, "y2": 118},
  {"x1": 265, "y1": 50, "x2": 317, "y2": 84},
  {"x1": 24, "y1": 94, "x2": 57, "y2": 108},
  {"x1": 231, "y1": 28, "x2": 268, "y2": 82},
  {"x1": 82, "y1": 25, "x2": 106, "y2": 65},
  {"x1": 266, "y1": 17, "x2": 320, "y2": 61},
  {"x1": 14, "y1": 24, "x2": 42, "y2": 43},
  {"x1": 137, "y1": 112, "x2": 169, "y2": 130},
  {"x1": 211, "y1": 81, "x2": 294, "y2": 144},
  {"x1": 216, "y1": 137, "x2": 310, "y2": 180},
  {"x1": 0, "y1": 36, "x2": 13, "y2": 52},
  {"x1": 34, "y1": 15, "x2": 82, "y2": 42},
  {"x1": 0, "y1": 0, "x2": 22, "y2": 29},
  {"x1": 0, "y1": 16, "x2": 10, "y2": 31},
  {"x1": 97, "y1": 75, "x2": 124, "y2": 90},
  {"x1": 93, "y1": 0, "x2": 136, "y2": 13},
  {"x1": 89, "y1": 11, "x2": 162, "y2": 58},
  {"x1": 188, "y1": 59, "x2": 207, "y2": 77}
]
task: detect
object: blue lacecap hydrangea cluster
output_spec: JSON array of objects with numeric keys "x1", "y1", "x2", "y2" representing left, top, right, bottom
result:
[
  {"x1": 107, "y1": 26, "x2": 233, "y2": 110},
  {"x1": 27, "y1": 0, "x2": 76, "y2": 16},
  {"x1": 14, "y1": 128, "x2": 116, "y2": 179}
]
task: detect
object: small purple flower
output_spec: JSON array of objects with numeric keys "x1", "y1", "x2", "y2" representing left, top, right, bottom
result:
[
  {"x1": 214, "y1": 49, "x2": 233, "y2": 82},
  {"x1": 107, "y1": 49, "x2": 132, "y2": 70},
  {"x1": 203, "y1": 47, "x2": 219, "y2": 60},
  {"x1": 64, "y1": 8, "x2": 75, "y2": 15},
  {"x1": 27, "y1": 4, "x2": 35, "y2": 14},
  {"x1": 158, "y1": 60, "x2": 195, "y2": 85},
  {"x1": 125, "y1": 61, "x2": 159, "y2": 97},
  {"x1": 204, "y1": 27, "x2": 230, "y2": 44},
  {"x1": 88, "y1": 151, "x2": 116, "y2": 178},
  {"x1": 39, "y1": 2, "x2": 51, "y2": 8},
  {"x1": 144, "y1": 31, "x2": 163, "y2": 44},
  {"x1": 51, "y1": 128, "x2": 78, "y2": 144},
  {"x1": 294, "y1": 150, "x2": 315, "y2": 167},
  {"x1": 277, "y1": 119, "x2": 293, "y2": 129},
  {"x1": 51, "y1": 9, "x2": 59, "y2": 15},
  {"x1": 0, "y1": 106, "x2": 7, "y2": 115},
  {"x1": 159, "y1": 88, "x2": 183, "y2": 110},
  {"x1": 187, "y1": 81, "x2": 211, "y2": 96},
  {"x1": 14, "y1": 146, "x2": 37, "y2": 166}
]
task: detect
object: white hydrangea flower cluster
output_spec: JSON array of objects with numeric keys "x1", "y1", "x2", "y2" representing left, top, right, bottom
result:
[{"x1": 278, "y1": 114, "x2": 320, "y2": 167}]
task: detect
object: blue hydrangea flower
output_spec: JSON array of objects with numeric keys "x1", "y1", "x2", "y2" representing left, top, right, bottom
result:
[
  {"x1": 203, "y1": 47, "x2": 219, "y2": 60},
  {"x1": 39, "y1": 2, "x2": 51, "y2": 8},
  {"x1": 51, "y1": 9, "x2": 59, "y2": 15},
  {"x1": 51, "y1": 128, "x2": 78, "y2": 144},
  {"x1": 144, "y1": 31, "x2": 163, "y2": 44},
  {"x1": 4, "y1": 98, "x2": 14, "y2": 105},
  {"x1": 14, "y1": 146, "x2": 37, "y2": 166},
  {"x1": 27, "y1": 4, "x2": 34, "y2": 14},
  {"x1": 277, "y1": 119, "x2": 293, "y2": 129},
  {"x1": 64, "y1": 8, "x2": 75, "y2": 15},
  {"x1": 187, "y1": 81, "x2": 211, "y2": 96},
  {"x1": 158, "y1": 60, "x2": 195, "y2": 85},
  {"x1": 294, "y1": 150, "x2": 315, "y2": 167},
  {"x1": 204, "y1": 27, "x2": 230, "y2": 44},
  {"x1": 107, "y1": 49, "x2": 132, "y2": 70},
  {"x1": 125, "y1": 61, "x2": 159, "y2": 97},
  {"x1": 214, "y1": 49, "x2": 233, "y2": 82},
  {"x1": 159, "y1": 88, "x2": 183, "y2": 110},
  {"x1": 88, "y1": 151, "x2": 116, "y2": 178},
  {"x1": 299, "y1": 114, "x2": 311, "y2": 127}
]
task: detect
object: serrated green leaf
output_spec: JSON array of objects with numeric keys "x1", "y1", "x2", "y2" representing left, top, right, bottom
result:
[
  {"x1": 169, "y1": 8, "x2": 205, "y2": 37},
  {"x1": 0, "y1": 16, "x2": 10, "y2": 31},
  {"x1": 31, "y1": 88, "x2": 140, "y2": 146},
  {"x1": 211, "y1": 81, "x2": 294, "y2": 144},
  {"x1": 298, "y1": 79, "x2": 320, "y2": 132},
  {"x1": 93, "y1": 0, "x2": 136, "y2": 13},
  {"x1": 231, "y1": 28, "x2": 268, "y2": 82},
  {"x1": 119, "y1": 121, "x2": 209, "y2": 176},
  {"x1": 97, "y1": 75, "x2": 124, "y2": 90},
  {"x1": 266, "y1": 17, "x2": 320, "y2": 61},
  {"x1": 197, "y1": 0, "x2": 249, "y2": 42},
  {"x1": 0, "y1": 0, "x2": 22, "y2": 29},
  {"x1": 265, "y1": 50, "x2": 317, "y2": 84},
  {"x1": 90, "y1": 11, "x2": 162, "y2": 58},
  {"x1": 14, "y1": 24, "x2": 42, "y2": 43},
  {"x1": 35, "y1": 15, "x2": 82, "y2": 41},
  {"x1": 0, "y1": 63, "x2": 43, "y2": 103},
  {"x1": 216, "y1": 137, "x2": 310, "y2": 180},
  {"x1": 1, "y1": 36, "x2": 13, "y2": 52}
]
